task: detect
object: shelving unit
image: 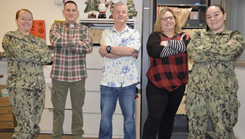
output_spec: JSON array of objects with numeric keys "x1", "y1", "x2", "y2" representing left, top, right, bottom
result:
[
  {"x1": 79, "y1": 18, "x2": 136, "y2": 29},
  {"x1": 156, "y1": 0, "x2": 210, "y2": 30}
]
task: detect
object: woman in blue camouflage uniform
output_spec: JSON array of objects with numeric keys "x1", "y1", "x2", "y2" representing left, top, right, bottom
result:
[
  {"x1": 2, "y1": 9, "x2": 52, "y2": 139},
  {"x1": 186, "y1": 5, "x2": 245, "y2": 139}
]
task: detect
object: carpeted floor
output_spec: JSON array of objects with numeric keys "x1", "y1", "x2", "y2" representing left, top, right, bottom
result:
[
  {"x1": 0, "y1": 132, "x2": 74, "y2": 139},
  {"x1": 0, "y1": 131, "x2": 109, "y2": 139},
  {"x1": 0, "y1": 131, "x2": 123, "y2": 139}
]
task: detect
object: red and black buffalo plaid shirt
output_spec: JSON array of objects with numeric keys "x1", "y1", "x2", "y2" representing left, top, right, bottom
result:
[{"x1": 146, "y1": 32, "x2": 189, "y2": 91}]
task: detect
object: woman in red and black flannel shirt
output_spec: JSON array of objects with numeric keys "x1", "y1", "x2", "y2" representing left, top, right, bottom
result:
[{"x1": 142, "y1": 8, "x2": 190, "y2": 139}]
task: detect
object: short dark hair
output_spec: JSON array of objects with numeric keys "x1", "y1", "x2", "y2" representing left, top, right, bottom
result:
[
  {"x1": 16, "y1": 9, "x2": 33, "y2": 19},
  {"x1": 209, "y1": 4, "x2": 225, "y2": 14},
  {"x1": 64, "y1": 1, "x2": 78, "y2": 8}
]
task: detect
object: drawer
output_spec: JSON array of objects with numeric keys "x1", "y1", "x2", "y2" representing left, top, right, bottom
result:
[
  {"x1": 39, "y1": 109, "x2": 124, "y2": 138},
  {"x1": 83, "y1": 113, "x2": 123, "y2": 138},
  {"x1": 45, "y1": 77, "x2": 52, "y2": 84},
  {"x1": 86, "y1": 70, "x2": 102, "y2": 91},
  {"x1": 43, "y1": 68, "x2": 102, "y2": 91},
  {"x1": 86, "y1": 47, "x2": 103, "y2": 69},
  {"x1": 39, "y1": 109, "x2": 72, "y2": 134},
  {"x1": 43, "y1": 65, "x2": 52, "y2": 78},
  {"x1": 45, "y1": 88, "x2": 122, "y2": 114}
]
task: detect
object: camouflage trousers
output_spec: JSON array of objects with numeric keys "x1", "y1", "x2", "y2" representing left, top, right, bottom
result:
[
  {"x1": 186, "y1": 90, "x2": 240, "y2": 139},
  {"x1": 8, "y1": 87, "x2": 45, "y2": 139}
]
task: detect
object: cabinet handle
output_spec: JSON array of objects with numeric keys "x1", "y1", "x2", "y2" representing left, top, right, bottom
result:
[{"x1": 48, "y1": 108, "x2": 53, "y2": 112}]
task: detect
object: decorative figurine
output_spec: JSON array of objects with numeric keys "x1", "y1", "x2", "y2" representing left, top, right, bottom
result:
[
  {"x1": 97, "y1": 0, "x2": 109, "y2": 18},
  {"x1": 84, "y1": 0, "x2": 100, "y2": 18},
  {"x1": 108, "y1": 0, "x2": 120, "y2": 19},
  {"x1": 127, "y1": 0, "x2": 138, "y2": 19}
]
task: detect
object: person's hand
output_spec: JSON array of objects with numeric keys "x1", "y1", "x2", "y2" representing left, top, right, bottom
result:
[
  {"x1": 132, "y1": 51, "x2": 139, "y2": 58},
  {"x1": 198, "y1": 45, "x2": 203, "y2": 49},
  {"x1": 99, "y1": 44, "x2": 107, "y2": 56},
  {"x1": 227, "y1": 41, "x2": 233, "y2": 45},
  {"x1": 160, "y1": 41, "x2": 168, "y2": 47}
]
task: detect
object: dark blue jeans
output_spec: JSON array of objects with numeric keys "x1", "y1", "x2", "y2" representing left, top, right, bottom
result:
[{"x1": 142, "y1": 80, "x2": 185, "y2": 139}]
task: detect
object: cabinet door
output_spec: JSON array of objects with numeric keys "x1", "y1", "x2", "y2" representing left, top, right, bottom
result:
[
  {"x1": 39, "y1": 109, "x2": 124, "y2": 138},
  {"x1": 86, "y1": 46, "x2": 103, "y2": 69},
  {"x1": 86, "y1": 70, "x2": 102, "y2": 92},
  {"x1": 43, "y1": 65, "x2": 52, "y2": 84}
]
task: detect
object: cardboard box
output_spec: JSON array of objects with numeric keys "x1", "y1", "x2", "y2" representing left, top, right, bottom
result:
[
  {"x1": 0, "y1": 106, "x2": 13, "y2": 114},
  {"x1": 0, "y1": 97, "x2": 11, "y2": 107},
  {"x1": 0, "y1": 113, "x2": 15, "y2": 122},
  {"x1": 190, "y1": 11, "x2": 199, "y2": 20},
  {"x1": 0, "y1": 121, "x2": 16, "y2": 129},
  {"x1": 0, "y1": 113, "x2": 16, "y2": 129}
]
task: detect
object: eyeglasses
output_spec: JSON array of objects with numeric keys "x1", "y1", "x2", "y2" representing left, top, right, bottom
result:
[{"x1": 161, "y1": 16, "x2": 174, "y2": 21}]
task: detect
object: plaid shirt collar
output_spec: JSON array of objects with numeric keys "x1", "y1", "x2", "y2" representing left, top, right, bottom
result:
[{"x1": 64, "y1": 21, "x2": 79, "y2": 28}]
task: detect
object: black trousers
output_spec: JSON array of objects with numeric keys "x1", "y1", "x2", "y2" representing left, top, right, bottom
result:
[{"x1": 142, "y1": 79, "x2": 185, "y2": 139}]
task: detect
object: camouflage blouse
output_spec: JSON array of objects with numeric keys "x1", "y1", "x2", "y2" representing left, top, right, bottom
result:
[
  {"x1": 187, "y1": 29, "x2": 245, "y2": 95},
  {"x1": 2, "y1": 30, "x2": 52, "y2": 90}
]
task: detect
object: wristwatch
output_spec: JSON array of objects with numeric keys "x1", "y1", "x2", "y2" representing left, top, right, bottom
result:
[{"x1": 106, "y1": 45, "x2": 111, "y2": 53}]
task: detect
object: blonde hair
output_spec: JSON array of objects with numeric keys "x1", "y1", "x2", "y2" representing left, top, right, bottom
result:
[{"x1": 154, "y1": 8, "x2": 181, "y2": 34}]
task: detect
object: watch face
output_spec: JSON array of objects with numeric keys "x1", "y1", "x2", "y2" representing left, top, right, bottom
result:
[{"x1": 106, "y1": 46, "x2": 111, "y2": 53}]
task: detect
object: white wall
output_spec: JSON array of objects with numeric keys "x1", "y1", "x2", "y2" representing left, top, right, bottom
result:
[
  {"x1": 234, "y1": 66, "x2": 245, "y2": 139},
  {"x1": 0, "y1": 0, "x2": 142, "y2": 50},
  {"x1": 0, "y1": 0, "x2": 142, "y2": 84}
]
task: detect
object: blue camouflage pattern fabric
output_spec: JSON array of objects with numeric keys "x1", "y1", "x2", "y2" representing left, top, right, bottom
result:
[
  {"x1": 2, "y1": 29, "x2": 52, "y2": 139},
  {"x1": 186, "y1": 29, "x2": 245, "y2": 139}
]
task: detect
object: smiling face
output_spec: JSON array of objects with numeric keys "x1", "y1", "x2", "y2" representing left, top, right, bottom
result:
[
  {"x1": 15, "y1": 10, "x2": 33, "y2": 35},
  {"x1": 206, "y1": 6, "x2": 226, "y2": 34},
  {"x1": 113, "y1": 4, "x2": 128, "y2": 25},
  {"x1": 63, "y1": 3, "x2": 79, "y2": 24},
  {"x1": 160, "y1": 11, "x2": 176, "y2": 33}
]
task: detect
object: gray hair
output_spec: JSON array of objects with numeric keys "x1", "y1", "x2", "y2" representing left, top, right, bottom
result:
[{"x1": 112, "y1": 1, "x2": 128, "y2": 13}]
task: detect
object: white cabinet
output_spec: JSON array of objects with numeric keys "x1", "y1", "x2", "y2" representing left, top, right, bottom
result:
[
  {"x1": 40, "y1": 48, "x2": 124, "y2": 138},
  {"x1": 86, "y1": 47, "x2": 104, "y2": 69},
  {"x1": 40, "y1": 19, "x2": 138, "y2": 138},
  {"x1": 39, "y1": 109, "x2": 124, "y2": 138}
]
